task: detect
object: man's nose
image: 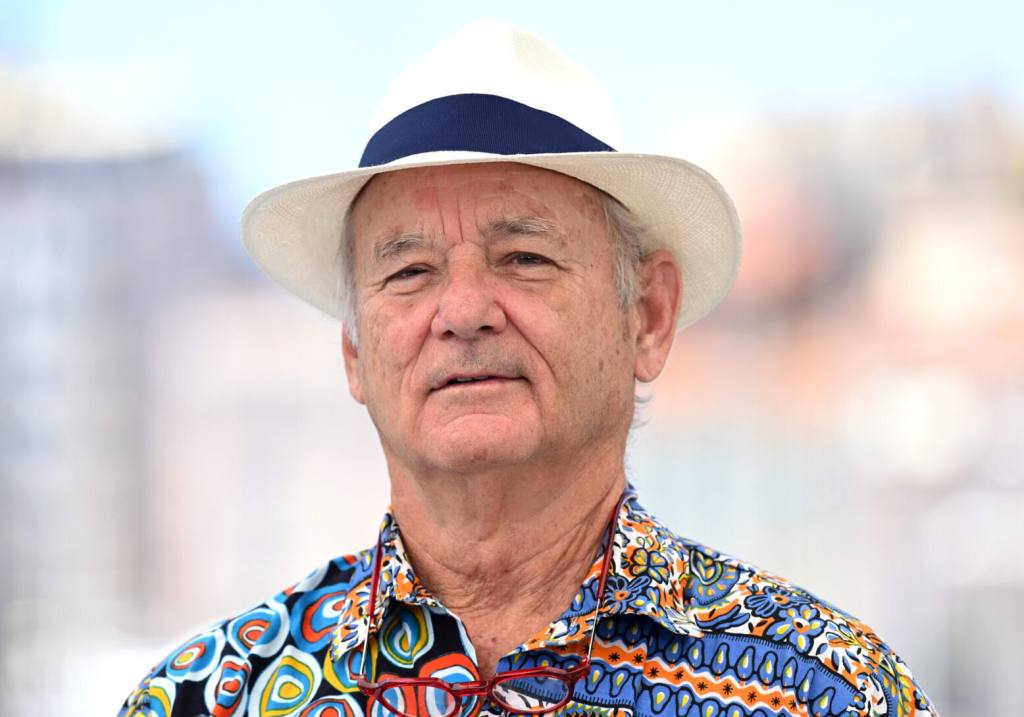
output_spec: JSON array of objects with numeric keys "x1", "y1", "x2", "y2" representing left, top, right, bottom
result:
[{"x1": 430, "y1": 259, "x2": 507, "y2": 340}]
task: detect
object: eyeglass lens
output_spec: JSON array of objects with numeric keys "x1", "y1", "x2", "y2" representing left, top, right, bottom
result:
[
  {"x1": 491, "y1": 674, "x2": 573, "y2": 713},
  {"x1": 376, "y1": 683, "x2": 462, "y2": 717},
  {"x1": 374, "y1": 675, "x2": 571, "y2": 717}
]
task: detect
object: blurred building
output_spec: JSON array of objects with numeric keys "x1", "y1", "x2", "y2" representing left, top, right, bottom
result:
[{"x1": 0, "y1": 67, "x2": 237, "y2": 712}]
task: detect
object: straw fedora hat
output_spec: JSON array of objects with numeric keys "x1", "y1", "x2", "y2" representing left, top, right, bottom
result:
[{"x1": 240, "y1": 19, "x2": 741, "y2": 329}]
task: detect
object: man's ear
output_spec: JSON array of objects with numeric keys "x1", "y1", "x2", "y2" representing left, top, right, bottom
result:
[
  {"x1": 634, "y1": 249, "x2": 683, "y2": 383},
  {"x1": 341, "y1": 327, "x2": 366, "y2": 405}
]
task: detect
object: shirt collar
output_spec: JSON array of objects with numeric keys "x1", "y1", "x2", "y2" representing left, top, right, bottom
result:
[
  {"x1": 521, "y1": 488, "x2": 705, "y2": 651},
  {"x1": 328, "y1": 512, "x2": 439, "y2": 662},
  {"x1": 329, "y1": 487, "x2": 703, "y2": 662}
]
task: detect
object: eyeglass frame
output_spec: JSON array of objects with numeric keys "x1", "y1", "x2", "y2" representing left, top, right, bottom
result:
[{"x1": 354, "y1": 492, "x2": 629, "y2": 717}]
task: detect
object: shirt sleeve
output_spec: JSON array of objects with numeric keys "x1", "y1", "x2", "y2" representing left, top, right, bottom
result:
[
  {"x1": 116, "y1": 627, "x2": 229, "y2": 717},
  {"x1": 115, "y1": 585, "x2": 305, "y2": 716},
  {"x1": 117, "y1": 674, "x2": 149, "y2": 717},
  {"x1": 117, "y1": 669, "x2": 212, "y2": 717},
  {"x1": 857, "y1": 647, "x2": 939, "y2": 717}
]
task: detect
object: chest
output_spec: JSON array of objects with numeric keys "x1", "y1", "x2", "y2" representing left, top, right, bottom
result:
[{"x1": 296, "y1": 607, "x2": 811, "y2": 717}]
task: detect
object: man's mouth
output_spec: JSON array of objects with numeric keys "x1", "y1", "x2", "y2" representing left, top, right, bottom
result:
[{"x1": 432, "y1": 374, "x2": 522, "y2": 391}]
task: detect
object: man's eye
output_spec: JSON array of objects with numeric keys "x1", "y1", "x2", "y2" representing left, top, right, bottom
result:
[
  {"x1": 510, "y1": 253, "x2": 550, "y2": 266},
  {"x1": 387, "y1": 266, "x2": 427, "y2": 282}
]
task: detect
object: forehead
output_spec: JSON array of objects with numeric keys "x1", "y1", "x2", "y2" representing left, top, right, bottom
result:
[{"x1": 349, "y1": 162, "x2": 604, "y2": 231}]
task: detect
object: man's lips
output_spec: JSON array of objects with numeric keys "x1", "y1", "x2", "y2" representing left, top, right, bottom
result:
[{"x1": 429, "y1": 374, "x2": 523, "y2": 392}]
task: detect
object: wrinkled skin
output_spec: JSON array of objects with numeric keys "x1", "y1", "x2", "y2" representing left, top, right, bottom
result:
[{"x1": 341, "y1": 162, "x2": 681, "y2": 480}]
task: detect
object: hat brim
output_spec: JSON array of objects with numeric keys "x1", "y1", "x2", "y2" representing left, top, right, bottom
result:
[{"x1": 239, "y1": 151, "x2": 741, "y2": 329}]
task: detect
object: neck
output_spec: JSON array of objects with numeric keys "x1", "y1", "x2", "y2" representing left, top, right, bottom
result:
[{"x1": 384, "y1": 450, "x2": 626, "y2": 677}]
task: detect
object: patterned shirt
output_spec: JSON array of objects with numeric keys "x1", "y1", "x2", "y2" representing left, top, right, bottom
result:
[{"x1": 120, "y1": 490, "x2": 938, "y2": 717}]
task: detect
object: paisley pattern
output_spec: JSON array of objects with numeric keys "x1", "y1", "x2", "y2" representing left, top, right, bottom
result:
[
  {"x1": 228, "y1": 601, "x2": 290, "y2": 657},
  {"x1": 164, "y1": 631, "x2": 225, "y2": 683},
  {"x1": 301, "y1": 695, "x2": 365, "y2": 717},
  {"x1": 378, "y1": 607, "x2": 435, "y2": 668},
  {"x1": 251, "y1": 647, "x2": 322, "y2": 717},
  {"x1": 204, "y1": 655, "x2": 252, "y2": 716},
  {"x1": 120, "y1": 491, "x2": 938, "y2": 716}
]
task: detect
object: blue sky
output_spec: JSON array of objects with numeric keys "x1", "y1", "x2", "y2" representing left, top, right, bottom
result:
[{"x1": 2, "y1": 0, "x2": 1021, "y2": 222}]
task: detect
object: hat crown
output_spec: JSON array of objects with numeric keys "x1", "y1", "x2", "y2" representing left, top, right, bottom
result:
[
  {"x1": 367, "y1": 19, "x2": 623, "y2": 149},
  {"x1": 241, "y1": 21, "x2": 740, "y2": 333}
]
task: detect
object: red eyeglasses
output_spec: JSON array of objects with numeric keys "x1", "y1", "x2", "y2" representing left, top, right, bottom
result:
[{"x1": 356, "y1": 493, "x2": 627, "y2": 717}]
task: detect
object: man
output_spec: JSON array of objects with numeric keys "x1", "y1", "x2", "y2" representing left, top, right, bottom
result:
[{"x1": 121, "y1": 20, "x2": 937, "y2": 717}]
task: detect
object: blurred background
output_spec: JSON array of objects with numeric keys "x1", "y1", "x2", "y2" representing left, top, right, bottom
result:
[{"x1": 1, "y1": 1, "x2": 1022, "y2": 714}]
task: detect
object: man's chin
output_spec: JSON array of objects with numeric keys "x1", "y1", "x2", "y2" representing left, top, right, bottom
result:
[{"x1": 419, "y1": 422, "x2": 542, "y2": 474}]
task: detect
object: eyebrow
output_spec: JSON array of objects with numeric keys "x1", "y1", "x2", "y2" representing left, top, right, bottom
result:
[
  {"x1": 486, "y1": 215, "x2": 559, "y2": 238},
  {"x1": 485, "y1": 216, "x2": 569, "y2": 251},
  {"x1": 373, "y1": 233, "x2": 426, "y2": 263}
]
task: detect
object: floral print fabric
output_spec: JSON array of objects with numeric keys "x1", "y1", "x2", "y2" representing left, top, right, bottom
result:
[{"x1": 120, "y1": 491, "x2": 937, "y2": 716}]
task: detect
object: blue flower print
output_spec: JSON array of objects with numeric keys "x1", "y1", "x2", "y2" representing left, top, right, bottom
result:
[
  {"x1": 744, "y1": 585, "x2": 812, "y2": 618},
  {"x1": 767, "y1": 605, "x2": 825, "y2": 654},
  {"x1": 625, "y1": 544, "x2": 670, "y2": 583},
  {"x1": 603, "y1": 575, "x2": 652, "y2": 614}
]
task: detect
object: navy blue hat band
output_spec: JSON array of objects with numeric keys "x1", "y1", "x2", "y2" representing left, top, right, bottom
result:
[{"x1": 359, "y1": 93, "x2": 616, "y2": 168}]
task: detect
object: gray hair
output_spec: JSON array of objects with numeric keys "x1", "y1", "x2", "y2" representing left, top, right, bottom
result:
[
  {"x1": 336, "y1": 185, "x2": 655, "y2": 345},
  {"x1": 600, "y1": 189, "x2": 651, "y2": 311}
]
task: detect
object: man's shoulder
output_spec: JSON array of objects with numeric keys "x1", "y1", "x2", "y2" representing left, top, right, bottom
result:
[
  {"x1": 655, "y1": 527, "x2": 936, "y2": 715},
  {"x1": 119, "y1": 549, "x2": 371, "y2": 716}
]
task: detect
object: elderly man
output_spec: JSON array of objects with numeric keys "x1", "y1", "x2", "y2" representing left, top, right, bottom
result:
[{"x1": 121, "y1": 21, "x2": 937, "y2": 717}]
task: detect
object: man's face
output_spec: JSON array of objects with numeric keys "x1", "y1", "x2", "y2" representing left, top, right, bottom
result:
[{"x1": 342, "y1": 162, "x2": 641, "y2": 475}]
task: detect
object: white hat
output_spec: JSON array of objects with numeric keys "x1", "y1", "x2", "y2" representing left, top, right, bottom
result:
[{"x1": 240, "y1": 19, "x2": 741, "y2": 329}]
